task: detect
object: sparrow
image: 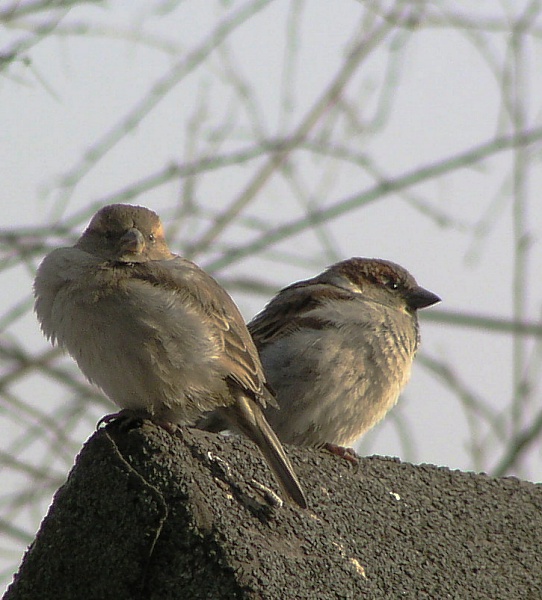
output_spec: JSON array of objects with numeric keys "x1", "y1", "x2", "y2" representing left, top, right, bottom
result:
[
  {"x1": 201, "y1": 257, "x2": 440, "y2": 456},
  {"x1": 33, "y1": 204, "x2": 307, "y2": 508}
]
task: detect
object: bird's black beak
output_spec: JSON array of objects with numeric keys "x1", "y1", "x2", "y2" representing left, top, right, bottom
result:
[
  {"x1": 120, "y1": 228, "x2": 145, "y2": 255},
  {"x1": 407, "y1": 286, "x2": 441, "y2": 310}
]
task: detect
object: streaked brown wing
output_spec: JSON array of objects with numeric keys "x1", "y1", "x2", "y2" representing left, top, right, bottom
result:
[
  {"x1": 129, "y1": 256, "x2": 269, "y2": 402},
  {"x1": 248, "y1": 279, "x2": 351, "y2": 347}
]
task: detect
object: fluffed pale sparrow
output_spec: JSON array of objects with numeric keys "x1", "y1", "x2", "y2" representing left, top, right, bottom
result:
[{"x1": 33, "y1": 204, "x2": 307, "y2": 508}]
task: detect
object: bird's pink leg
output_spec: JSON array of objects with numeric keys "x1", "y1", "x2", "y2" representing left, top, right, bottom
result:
[{"x1": 323, "y1": 442, "x2": 359, "y2": 464}]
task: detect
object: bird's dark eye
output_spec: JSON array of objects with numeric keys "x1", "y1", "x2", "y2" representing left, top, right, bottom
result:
[
  {"x1": 148, "y1": 233, "x2": 156, "y2": 243},
  {"x1": 385, "y1": 279, "x2": 399, "y2": 290}
]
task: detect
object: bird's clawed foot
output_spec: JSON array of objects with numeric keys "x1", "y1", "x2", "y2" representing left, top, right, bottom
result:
[
  {"x1": 323, "y1": 442, "x2": 359, "y2": 464},
  {"x1": 97, "y1": 409, "x2": 179, "y2": 435},
  {"x1": 97, "y1": 409, "x2": 148, "y2": 432}
]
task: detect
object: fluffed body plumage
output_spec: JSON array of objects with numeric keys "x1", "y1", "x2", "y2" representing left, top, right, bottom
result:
[
  {"x1": 34, "y1": 204, "x2": 306, "y2": 508},
  {"x1": 247, "y1": 258, "x2": 440, "y2": 447},
  {"x1": 204, "y1": 257, "x2": 440, "y2": 451}
]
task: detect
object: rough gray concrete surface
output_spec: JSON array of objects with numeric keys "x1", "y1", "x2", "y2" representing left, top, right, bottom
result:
[{"x1": 4, "y1": 422, "x2": 542, "y2": 599}]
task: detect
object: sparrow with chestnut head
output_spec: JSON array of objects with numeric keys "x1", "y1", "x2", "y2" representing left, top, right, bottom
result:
[
  {"x1": 202, "y1": 257, "x2": 439, "y2": 458},
  {"x1": 252, "y1": 257, "x2": 440, "y2": 451}
]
